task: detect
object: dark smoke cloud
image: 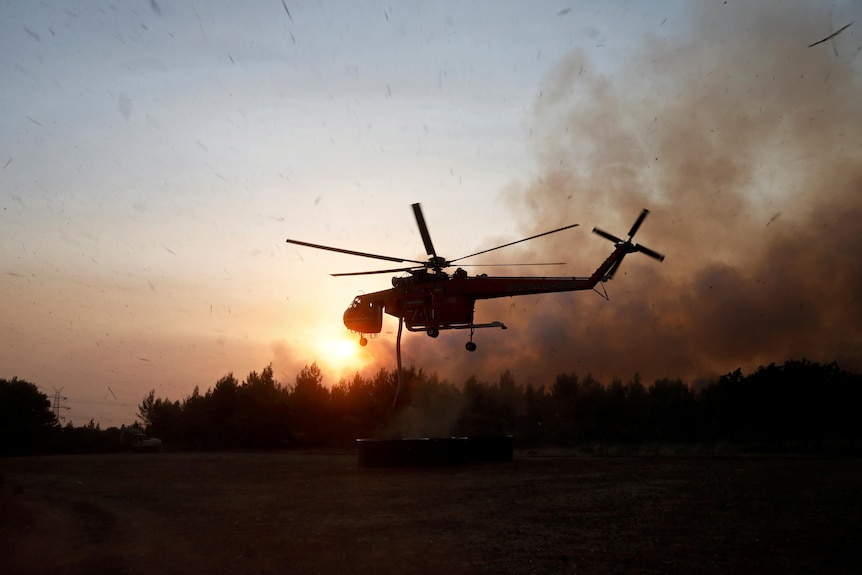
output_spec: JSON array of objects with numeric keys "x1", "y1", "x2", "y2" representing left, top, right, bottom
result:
[{"x1": 402, "y1": 1, "x2": 862, "y2": 386}]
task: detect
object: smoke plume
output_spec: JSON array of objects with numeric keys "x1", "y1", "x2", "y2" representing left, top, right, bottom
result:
[{"x1": 404, "y1": 2, "x2": 862, "y2": 386}]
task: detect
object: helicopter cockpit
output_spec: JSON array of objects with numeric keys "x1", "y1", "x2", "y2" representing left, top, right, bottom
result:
[{"x1": 343, "y1": 296, "x2": 384, "y2": 339}]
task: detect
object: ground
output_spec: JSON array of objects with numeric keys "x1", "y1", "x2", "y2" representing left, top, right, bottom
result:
[{"x1": 1, "y1": 450, "x2": 859, "y2": 574}]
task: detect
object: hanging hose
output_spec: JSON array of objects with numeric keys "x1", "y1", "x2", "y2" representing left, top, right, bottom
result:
[{"x1": 393, "y1": 315, "x2": 404, "y2": 407}]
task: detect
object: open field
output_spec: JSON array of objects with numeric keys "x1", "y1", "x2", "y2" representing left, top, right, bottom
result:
[{"x1": 1, "y1": 451, "x2": 860, "y2": 575}]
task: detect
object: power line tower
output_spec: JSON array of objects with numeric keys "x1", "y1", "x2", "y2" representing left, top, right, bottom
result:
[{"x1": 52, "y1": 387, "x2": 69, "y2": 424}]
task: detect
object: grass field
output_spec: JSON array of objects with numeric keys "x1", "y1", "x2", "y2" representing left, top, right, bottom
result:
[{"x1": 1, "y1": 450, "x2": 859, "y2": 574}]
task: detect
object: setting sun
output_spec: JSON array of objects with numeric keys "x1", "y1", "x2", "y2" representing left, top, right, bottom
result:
[
  {"x1": 329, "y1": 336, "x2": 359, "y2": 363},
  {"x1": 311, "y1": 328, "x2": 370, "y2": 380}
]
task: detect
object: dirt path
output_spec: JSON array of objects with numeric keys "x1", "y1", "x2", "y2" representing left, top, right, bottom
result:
[{"x1": 2, "y1": 452, "x2": 860, "y2": 574}]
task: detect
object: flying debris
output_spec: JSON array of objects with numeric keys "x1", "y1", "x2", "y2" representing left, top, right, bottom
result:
[
  {"x1": 808, "y1": 21, "x2": 854, "y2": 48},
  {"x1": 23, "y1": 27, "x2": 42, "y2": 41}
]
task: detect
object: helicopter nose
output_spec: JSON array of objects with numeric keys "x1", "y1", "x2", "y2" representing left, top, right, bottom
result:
[{"x1": 343, "y1": 307, "x2": 356, "y2": 329}]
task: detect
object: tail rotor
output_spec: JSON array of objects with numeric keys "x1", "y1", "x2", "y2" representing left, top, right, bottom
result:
[{"x1": 592, "y1": 209, "x2": 665, "y2": 280}]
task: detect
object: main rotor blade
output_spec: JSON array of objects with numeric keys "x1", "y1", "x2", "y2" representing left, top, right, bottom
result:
[
  {"x1": 636, "y1": 244, "x2": 666, "y2": 262},
  {"x1": 457, "y1": 262, "x2": 565, "y2": 267},
  {"x1": 412, "y1": 203, "x2": 437, "y2": 258},
  {"x1": 285, "y1": 238, "x2": 425, "y2": 265},
  {"x1": 451, "y1": 224, "x2": 579, "y2": 263},
  {"x1": 331, "y1": 266, "x2": 422, "y2": 277},
  {"x1": 592, "y1": 227, "x2": 624, "y2": 244},
  {"x1": 627, "y1": 209, "x2": 649, "y2": 238}
]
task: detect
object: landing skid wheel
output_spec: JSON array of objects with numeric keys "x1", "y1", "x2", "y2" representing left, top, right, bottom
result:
[
  {"x1": 465, "y1": 341, "x2": 477, "y2": 352},
  {"x1": 359, "y1": 336, "x2": 368, "y2": 346},
  {"x1": 427, "y1": 328, "x2": 439, "y2": 338}
]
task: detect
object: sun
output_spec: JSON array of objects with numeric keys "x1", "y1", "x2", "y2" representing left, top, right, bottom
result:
[
  {"x1": 312, "y1": 328, "x2": 369, "y2": 378},
  {"x1": 328, "y1": 336, "x2": 358, "y2": 364}
]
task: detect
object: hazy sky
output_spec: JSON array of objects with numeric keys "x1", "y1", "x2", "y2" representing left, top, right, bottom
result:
[{"x1": 3, "y1": 0, "x2": 860, "y2": 426}]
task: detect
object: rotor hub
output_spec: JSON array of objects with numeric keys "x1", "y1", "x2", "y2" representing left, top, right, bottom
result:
[{"x1": 428, "y1": 256, "x2": 449, "y2": 270}]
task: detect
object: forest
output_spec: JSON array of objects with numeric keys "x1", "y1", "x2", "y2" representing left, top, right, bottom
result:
[{"x1": 2, "y1": 358, "x2": 860, "y2": 456}]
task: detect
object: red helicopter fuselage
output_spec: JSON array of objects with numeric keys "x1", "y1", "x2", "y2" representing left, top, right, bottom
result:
[
  {"x1": 343, "y1": 243, "x2": 629, "y2": 338},
  {"x1": 289, "y1": 203, "x2": 663, "y2": 401},
  {"x1": 288, "y1": 204, "x2": 663, "y2": 351}
]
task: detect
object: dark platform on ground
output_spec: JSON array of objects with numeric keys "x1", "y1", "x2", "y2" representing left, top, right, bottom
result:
[{"x1": 356, "y1": 436, "x2": 514, "y2": 467}]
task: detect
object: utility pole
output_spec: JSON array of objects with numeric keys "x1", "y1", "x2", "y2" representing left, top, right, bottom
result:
[{"x1": 52, "y1": 387, "x2": 69, "y2": 424}]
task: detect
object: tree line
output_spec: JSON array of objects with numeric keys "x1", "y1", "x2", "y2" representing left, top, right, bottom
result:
[{"x1": 2, "y1": 358, "x2": 860, "y2": 456}]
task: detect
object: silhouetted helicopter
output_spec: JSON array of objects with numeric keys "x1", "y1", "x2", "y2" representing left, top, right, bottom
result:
[{"x1": 286, "y1": 203, "x2": 664, "y2": 354}]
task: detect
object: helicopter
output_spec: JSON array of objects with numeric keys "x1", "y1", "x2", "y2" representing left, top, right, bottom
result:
[{"x1": 286, "y1": 203, "x2": 665, "y2": 354}]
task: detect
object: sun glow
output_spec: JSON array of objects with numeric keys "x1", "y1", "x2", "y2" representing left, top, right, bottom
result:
[{"x1": 311, "y1": 327, "x2": 371, "y2": 380}]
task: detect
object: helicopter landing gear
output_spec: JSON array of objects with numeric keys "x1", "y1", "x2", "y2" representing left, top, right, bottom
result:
[
  {"x1": 359, "y1": 336, "x2": 368, "y2": 346},
  {"x1": 427, "y1": 328, "x2": 439, "y2": 338},
  {"x1": 465, "y1": 328, "x2": 477, "y2": 352}
]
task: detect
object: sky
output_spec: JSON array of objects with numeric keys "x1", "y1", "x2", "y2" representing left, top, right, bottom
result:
[{"x1": 2, "y1": 0, "x2": 861, "y2": 427}]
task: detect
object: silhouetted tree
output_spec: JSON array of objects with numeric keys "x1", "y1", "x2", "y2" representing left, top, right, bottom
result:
[
  {"x1": 517, "y1": 383, "x2": 551, "y2": 446},
  {"x1": 182, "y1": 386, "x2": 209, "y2": 448},
  {"x1": 457, "y1": 375, "x2": 497, "y2": 435},
  {"x1": 393, "y1": 370, "x2": 461, "y2": 438},
  {"x1": 548, "y1": 372, "x2": 605, "y2": 442},
  {"x1": 53, "y1": 420, "x2": 122, "y2": 454},
  {"x1": 598, "y1": 378, "x2": 628, "y2": 441},
  {"x1": 697, "y1": 359, "x2": 862, "y2": 449},
  {"x1": 204, "y1": 373, "x2": 240, "y2": 448},
  {"x1": 291, "y1": 363, "x2": 330, "y2": 445},
  {"x1": 455, "y1": 371, "x2": 524, "y2": 436},
  {"x1": 648, "y1": 378, "x2": 697, "y2": 442},
  {"x1": 137, "y1": 389, "x2": 183, "y2": 443},
  {"x1": 495, "y1": 370, "x2": 521, "y2": 428},
  {"x1": 329, "y1": 368, "x2": 398, "y2": 441},
  {"x1": 329, "y1": 376, "x2": 353, "y2": 444},
  {"x1": 548, "y1": 372, "x2": 580, "y2": 443},
  {"x1": 624, "y1": 375, "x2": 650, "y2": 441},
  {"x1": 0, "y1": 377, "x2": 57, "y2": 456},
  {"x1": 234, "y1": 364, "x2": 290, "y2": 448},
  {"x1": 120, "y1": 356, "x2": 860, "y2": 453},
  {"x1": 137, "y1": 389, "x2": 157, "y2": 428}
]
